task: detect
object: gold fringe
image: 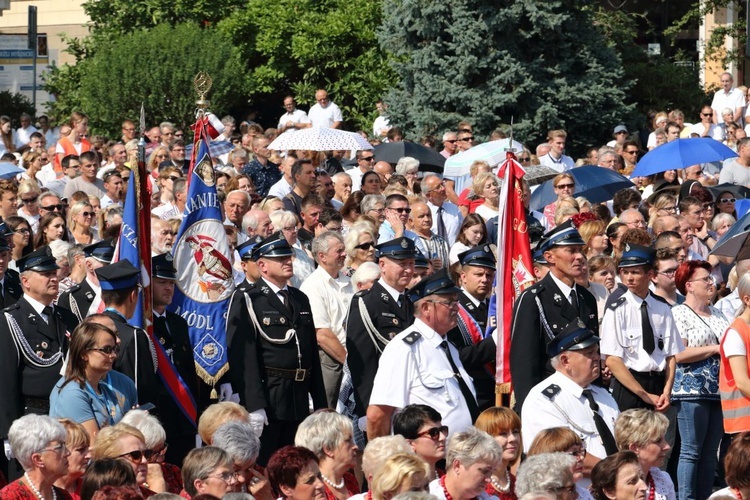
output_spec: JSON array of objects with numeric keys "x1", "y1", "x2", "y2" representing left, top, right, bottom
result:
[
  {"x1": 495, "y1": 383, "x2": 512, "y2": 394},
  {"x1": 195, "y1": 362, "x2": 230, "y2": 400}
]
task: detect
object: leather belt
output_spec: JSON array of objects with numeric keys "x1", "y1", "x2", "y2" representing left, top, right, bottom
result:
[
  {"x1": 24, "y1": 396, "x2": 50, "y2": 414},
  {"x1": 265, "y1": 367, "x2": 309, "y2": 382}
]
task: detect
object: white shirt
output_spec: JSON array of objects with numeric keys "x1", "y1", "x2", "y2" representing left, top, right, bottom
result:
[
  {"x1": 277, "y1": 109, "x2": 311, "y2": 132},
  {"x1": 308, "y1": 101, "x2": 343, "y2": 128},
  {"x1": 712, "y1": 87, "x2": 745, "y2": 122},
  {"x1": 85, "y1": 277, "x2": 104, "y2": 317},
  {"x1": 373, "y1": 115, "x2": 391, "y2": 138},
  {"x1": 690, "y1": 122, "x2": 724, "y2": 141},
  {"x1": 299, "y1": 266, "x2": 353, "y2": 345},
  {"x1": 14, "y1": 125, "x2": 37, "y2": 149},
  {"x1": 369, "y1": 319, "x2": 476, "y2": 436},
  {"x1": 427, "y1": 201, "x2": 463, "y2": 245},
  {"x1": 600, "y1": 291, "x2": 684, "y2": 372},
  {"x1": 268, "y1": 177, "x2": 294, "y2": 199},
  {"x1": 521, "y1": 371, "x2": 619, "y2": 468},
  {"x1": 348, "y1": 166, "x2": 367, "y2": 192},
  {"x1": 716, "y1": 289, "x2": 741, "y2": 321},
  {"x1": 474, "y1": 204, "x2": 499, "y2": 222},
  {"x1": 538, "y1": 153, "x2": 574, "y2": 172},
  {"x1": 152, "y1": 202, "x2": 182, "y2": 220}
]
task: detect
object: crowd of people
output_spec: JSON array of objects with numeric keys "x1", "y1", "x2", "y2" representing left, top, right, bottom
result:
[{"x1": 4, "y1": 75, "x2": 750, "y2": 500}]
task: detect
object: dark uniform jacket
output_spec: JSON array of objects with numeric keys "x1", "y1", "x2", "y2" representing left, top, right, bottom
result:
[
  {"x1": 226, "y1": 278, "x2": 327, "y2": 421},
  {"x1": 0, "y1": 298, "x2": 77, "y2": 437},
  {"x1": 345, "y1": 281, "x2": 414, "y2": 414},
  {"x1": 104, "y1": 310, "x2": 159, "y2": 408},
  {"x1": 0, "y1": 269, "x2": 22, "y2": 309},
  {"x1": 446, "y1": 291, "x2": 497, "y2": 411},
  {"x1": 58, "y1": 278, "x2": 97, "y2": 322},
  {"x1": 510, "y1": 272, "x2": 598, "y2": 411}
]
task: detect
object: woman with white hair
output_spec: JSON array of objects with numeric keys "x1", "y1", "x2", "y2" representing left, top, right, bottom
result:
[
  {"x1": 294, "y1": 411, "x2": 360, "y2": 499},
  {"x1": 429, "y1": 427, "x2": 503, "y2": 500},
  {"x1": 270, "y1": 210, "x2": 314, "y2": 287},
  {"x1": 343, "y1": 221, "x2": 377, "y2": 277},
  {"x1": 361, "y1": 194, "x2": 386, "y2": 226},
  {"x1": 394, "y1": 157, "x2": 420, "y2": 194},
  {"x1": 515, "y1": 453, "x2": 577, "y2": 500},
  {"x1": 212, "y1": 420, "x2": 269, "y2": 498},
  {"x1": 120, "y1": 409, "x2": 182, "y2": 494},
  {"x1": 347, "y1": 435, "x2": 413, "y2": 500},
  {"x1": 614, "y1": 409, "x2": 675, "y2": 500},
  {"x1": 49, "y1": 239, "x2": 73, "y2": 284},
  {"x1": 351, "y1": 261, "x2": 381, "y2": 291},
  {"x1": 0, "y1": 414, "x2": 72, "y2": 499},
  {"x1": 182, "y1": 446, "x2": 237, "y2": 499}
]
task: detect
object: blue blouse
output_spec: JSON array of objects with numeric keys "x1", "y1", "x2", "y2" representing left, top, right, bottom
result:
[{"x1": 49, "y1": 370, "x2": 138, "y2": 428}]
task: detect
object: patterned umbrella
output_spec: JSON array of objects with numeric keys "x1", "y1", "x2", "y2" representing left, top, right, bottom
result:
[
  {"x1": 185, "y1": 140, "x2": 235, "y2": 161},
  {"x1": 443, "y1": 138, "x2": 525, "y2": 177},
  {"x1": 268, "y1": 127, "x2": 373, "y2": 152}
]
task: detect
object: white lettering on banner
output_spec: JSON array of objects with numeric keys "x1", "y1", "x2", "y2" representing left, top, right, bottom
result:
[{"x1": 185, "y1": 193, "x2": 219, "y2": 214}]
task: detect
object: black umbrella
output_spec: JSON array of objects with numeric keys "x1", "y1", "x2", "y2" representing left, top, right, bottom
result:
[
  {"x1": 373, "y1": 142, "x2": 446, "y2": 173},
  {"x1": 707, "y1": 183, "x2": 750, "y2": 200}
]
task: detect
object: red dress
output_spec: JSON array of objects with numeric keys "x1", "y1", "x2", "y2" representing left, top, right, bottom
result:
[
  {"x1": 0, "y1": 479, "x2": 74, "y2": 500},
  {"x1": 161, "y1": 463, "x2": 183, "y2": 494},
  {"x1": 484, "y1": 472, "x2": 517, "y2": 500},
  {"x1": 322, "y1": 471, "x2": 360, "y2": 500}
]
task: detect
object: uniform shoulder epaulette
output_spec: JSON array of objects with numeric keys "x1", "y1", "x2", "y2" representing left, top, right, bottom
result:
[
  {"x1": 66, "y1": 283, "x2": 82, "y2": 293},
  {"x1": 605, "y1": 286, "x2": 627, "y2": 310},
  {"x1": 542, "y1": 384, "x2": 561, "y2": 400},
  {"x1": 354, "y1": 288, "x2": 372, "y2": 299},
  {"x1": 402, "y1": 331, "x2": 421, "y2": 345},
  {"x1": 2, "y1": 302, "x2": 20, "y2": 313},
  {"x1": 649, "y1": 291, "x2": 670, "y2": 305}
]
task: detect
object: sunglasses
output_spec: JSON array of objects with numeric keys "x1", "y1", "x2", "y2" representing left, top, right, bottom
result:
[
  {"x1": 458, "y1": 136, "x2": 474, "y2": 141},
  {"x1": 80, "y1": 211, "x2": 95, "y2": 217},
  {"x1": 119, "y1": 449, "x2": 154, "y2": 462},
  {"x1": 518, "y1": 157, "x2": 531, "y2": 162},
  {"x1": 21, "y1": 197, "x2": 38, "y2": 204},
  {"x1": 361, "y1": 156, "x2": 375, "y2": 161},
  {"x1": 41, "y1": 204, "x2": 64, "y2": 212},
  {"x1": 701, "y1": 113, "x2": 714, "y2": 117},
  {"x1": 90, "y1": 344, "x2": 120, "y2": 355},
  {"x1": 389, "y1": 207, "x2": 412, "y2": 214},
  {"x1": 444, "y1": 140, "x2": 458, "y2": 144},
  {"x1": 720, "y1": 198, "x2": 737, "y2": 203},
  {"x1": 416, "y1": 425, "x2": 449, "y2": 440},
  {"x1": 168, "y1": 175, "x2": 181, "y2": 181},
  {"x1": 355, "y1": 242, "x2": 374, "y2": 250},
  {"x1": 555, "y1": 183, "x2": 575, "y2": 189}
]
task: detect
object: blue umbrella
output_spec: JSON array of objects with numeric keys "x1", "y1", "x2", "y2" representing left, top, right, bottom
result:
[
  {"x1": 529, "y1": 166, "x2": 635, "y2": 211},
  {"x1": 0, "y1": 162, "x2": 24, "y2": 179},
  {"x1": 185, "y1": 140, "x2": 235, "y2": 161},
  {"x1": 631, "y1": 138, "x2": 737, "y2": 178},
  {"x1": 709, "y1": 210, "x2": 750, "y2": 260}
]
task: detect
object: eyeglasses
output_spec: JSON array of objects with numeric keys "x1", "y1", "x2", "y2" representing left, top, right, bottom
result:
[
  {"x1": 15, "y1": 227, "x2": 30, "y2": 234},
  {"x1": 624, "y1": 150, "x2": 639, "y2": 155},
  {"x1": 445, "y1": 140, "x2": 457, "y2": 144},
  {"x1": 41, "y1": 204, "x2": 64, "y2": 212},
  {"x1": 206, "y1": 472, "x2": 238, "y2": 483},
  {"x1": 66, "y1": 164, "x2": 81, "y2": 170},
  {"x1": 701, "y1": 113, "x2": 714, "y2": 117},
  {"x1": 388, "y1": 207, "x2": 412, "y2": 214},
  {"x1": 689, "y1": 275, "x2": 716, "y2": 285},
  {"x1": 355, "y1": 242, "x2": 374, "y2": 250},
  {"x1": 118, "y1": 449, "x2": 154, "y2": 462},
  {"x1": 458, "y1": 136, "x2": 474, "y2": 142},
  {"x1": 416, "y1": 425, "x2": 449, "y2": 440},
  {"x1": 369, "y1": 208, "x2": 385, "y2": 214},
  {"x1": 550, "y1": 485, "x2": 577, "y2": 495},
  {"x1": 282, "y1": 226, "x2": 298, "y2": 233},
  {"x1": 658, "y1": 268, "x2": 678, "y2": 277},
  {"x1": 168, "y1": 176, "x2": 181, "y2": 181},
  {"x1": 518, "y1": 157, "x2": 531, "y2": 162},
  {"x1": 658, "y1": 206, "x2": 678, "y2": 213},
  {"x1": 21, "y1": 197, "x2": 38, "y2": 204},
  {"x1": 90, "y1": 344, "x2": 120, "y2": 355},
  {"x1": 361, "y1": 156, "x2": 375, "y2": 161},
  {"x1": 568, "y1": 448, "x2": 587, "y2": 459},
  {"x1": 555, "y1": 183, "x2": 575, "y2": 190},
  {"x1": 427, "y1": 299, "x2": 459, "y2": 309},
  {"x1": 155, "y1": 154, "x2": 168, "y2": 159},
  {"x1": 40, "y1": 443, "x2": 68, "y2": 454},
  {"x1": 720, "y1": 198, "x2": 737, "y2": 204},
  {"x1": 80, "y1": 211, "x2": 95, "y2": 217}
]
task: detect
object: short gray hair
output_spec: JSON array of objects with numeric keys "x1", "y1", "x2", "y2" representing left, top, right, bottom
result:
[
  {"x1": 183, "y1": 446, "x2": 233, "y2": 497},
  {"x1": 312, "y1": 231, "x2": 344, "y2": 263},
  {"x1": 9, "y1": 414, "x2": 67, "y2": 470},
  {"x1": 212, "y1": 420, "x2": 261, "y2": 465},
  {"x1": 270, "y1": 210, "x2": 298, "y2": 232},
  {"x1": 49, "y1": 239, "x2": 73, "y2": 262},
  {"x1": 395, "y1": 157, "x2": 420, "y2": 176},
  {"x1": 351, "y1": 261, "x2": 381, "y2": 289},
  {"x1": 361, "y1": 194, "x2": 385, "y2": 214},
  {"x1": 160, "y1": 121, "x2": 175, "y2": 132},
  {"x1": 173, "y1": 177, "x2": 187, "y2": 196},
  {"x1": 442, "y1": 131, "x2": 456, "y2": 142},
  {"x1": 361, "y1": 435, "x2": 412, "y2": 478},
  {"x1": 242, "y1": 209, "x2": 268, "y2": 233},
  {"x1": 332, "y1": 172, "x2": 351, "y2": 184},
  {"x1": 67, "y1": 243, "x2": 85, "y2": 263},
  {"x1": 712, "y1": 212, "x2": 736, "y2": 232},
  {"x1": 515, "y1": 453, "x2": 576, "y2": 498},
  {"x1": 120, "y1": 409, "x2": 167, "y2": 449},
  {"x1": 445, "y1": 427, "x2": 502, "y2": 469},
  {"x1": 294, "y1": 411, "x2": 354, "y2": 458},
  {"x1": 226, "y1": 189, "x2": 251, "y2": 205},
  {"x1": 420, "y1": 174, "x2": 442, "y2": 195}
]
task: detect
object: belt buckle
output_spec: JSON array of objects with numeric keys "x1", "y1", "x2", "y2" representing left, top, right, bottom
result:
[{"x1": 295, "y1": 368, "x2": 306, "y2": 381}]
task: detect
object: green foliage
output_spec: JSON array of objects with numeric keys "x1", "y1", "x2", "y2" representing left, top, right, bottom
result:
[
  {"x1": 378, "y1": 0, "x2": 636, "y2": 155},
  {"x1": 219, "y1": 0, "x2": 396, "y2": 131},
  {"x1": 0, "y1": 91, "x2": 36, "y2": 122},
  {"x1": 44, "y1": 24, "x2": 246, "y2": 138}
]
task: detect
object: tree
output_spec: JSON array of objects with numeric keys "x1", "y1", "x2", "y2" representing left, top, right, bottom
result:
[
  {"x1": 378, "y1": 0, "x2": 636, "y2": 155},
  {"x1": 0, "y1": 91, "x2": 36, "y2": 123},
  {"x1": 44, "y1": 24, "x2": 247, "y2": 138},
  {"x1": 219, "y1": 0, "x2": 396, "y2": 131}
]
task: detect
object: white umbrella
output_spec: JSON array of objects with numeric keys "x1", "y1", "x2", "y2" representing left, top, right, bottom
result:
[
  {"x1": 268, "y1": 126, "x2": 373, "y2": 152},
  {"x1": 443, "y1": 138, "x2": 525, "y2": 177}
]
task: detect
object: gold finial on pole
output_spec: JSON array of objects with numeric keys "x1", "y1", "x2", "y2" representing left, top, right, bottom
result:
[{"x1": 194, "y1": 72, "x2": 213, "y2": 113}]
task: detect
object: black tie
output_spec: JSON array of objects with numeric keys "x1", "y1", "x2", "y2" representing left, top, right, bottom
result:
[
  {"x1": 437, "y1": 206, "x2": 447, "y2": 240},
  {"x1": 42, "y1": 306, "x2": 53, "y2": 324},
  {"x1": 570, "y1": 289, "x2": 579, "y2": 314},
  {"x1": 0, "y1": 281, "x2": 6, "y2": 310},
  {"x1": 278, "y1": 289, "x2": 290, "y2": 309},
  {"x1": 154, "y1": 315, "x2": 168, "y2": 334},
  {"x1": 439, "y1": 341, "x2": 480, "y2": 422},
  {"x1": 640, "y1": 301, "x2": 655, "y2": 355},
  {"x1": 582, "y1": 389, "x2": 619, "y2": 456}
]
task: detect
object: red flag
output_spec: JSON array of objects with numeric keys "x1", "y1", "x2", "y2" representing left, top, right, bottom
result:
[{"x1": 493, "y1": 152, "x2": 535, "y2": 395}]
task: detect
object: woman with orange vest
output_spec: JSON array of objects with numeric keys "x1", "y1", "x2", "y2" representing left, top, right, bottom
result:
[
  {"x1": 54, "y1": 111, "x2": 92, "y2": 175},
  {"x1": 719, "y1": 272, "x2": 750, "y2": 434}
]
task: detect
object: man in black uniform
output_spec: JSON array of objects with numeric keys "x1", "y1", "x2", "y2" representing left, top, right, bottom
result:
[
  {"x1": 152, "y1": 252, "x2": 201, "y2": 465},
  {"x1": 226, "y1": 231, "x2": 327, "y2": 465},
  {"x1": 0, "y1": 246, "x2": 77, "y2": 479},
  {"x1": 510, "y1": 220, "x2": 599, "y2": 411},
  {"x1": 58, "y1": 239, "x2": 114, "y2": 321},
  {"x1": 96, "y1": 260, "x2": 159, "y2": 408},
  {"x1": 447, "y1": 246, "x2": 497, "y2": 411},
  {"x1": 345, "y1": 236, "x2": 417, "y2": 416}
]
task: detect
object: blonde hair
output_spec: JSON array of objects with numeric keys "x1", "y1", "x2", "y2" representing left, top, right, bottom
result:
[
  {"x1": 472, "y1": 172, "x2": 499, "y2": 198},
  {"x1": 93, "y1": 423, "x2": 145, "y2": 459},
  {"x1": 371, "y1": 453, "x2": 430, "y2": 500},
  {"x1": 58, "y1": 418, "x2": 90, "y2": 450},
  {"x1": 361, "y1": 435, "x2": 413, "y2": 479},
  {"x1": 614, "y1": 409, "x2": 669, "y2": 450},
  {"x1": 198, "y1": 402, "x2": 249, "y2": 445}
]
